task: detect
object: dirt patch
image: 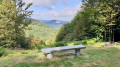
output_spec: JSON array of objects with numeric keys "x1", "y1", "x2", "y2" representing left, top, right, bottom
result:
[{"x1": 105, "y1": 42, "x2": 120, "y2": 46}]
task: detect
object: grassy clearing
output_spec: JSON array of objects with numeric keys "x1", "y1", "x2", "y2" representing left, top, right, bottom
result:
[{"x1": 0, "y1": 46, "x2": 120, "y2": 67}]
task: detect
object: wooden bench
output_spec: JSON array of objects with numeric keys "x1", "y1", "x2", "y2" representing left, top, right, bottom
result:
[{"x1": 41, "y1": 45, "x2": 86, "y2": 59}]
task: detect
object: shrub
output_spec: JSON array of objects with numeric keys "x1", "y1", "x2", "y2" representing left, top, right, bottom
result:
[
  {"x1": 117, "y1": 41, "x2": 120, "y2": 43},
  {"x1": 54, "y1": 42, "x2": 66, "y2": 47},
  {"x1": 80, "y1": 40, "x2": 87, "y2": 45},
  {"x1": 86, "y1": 39, "x2": 95, "y2": 45},
  {"x1": 0, "y1": 47, "x2": 6, "y2": 57},
  {"x1": 73, "y1": 39, "x2": 96, "y2": 45},
  {"x1": 67, "y1": 42, "x2": 74, "y2": 46},
  {"x1": 73, "y1": 41, "x2": 81, "y2": 45},
  {"x1": 66, "y1": 40, "x2": 86, "y2": 46},
  {"x1": 47, "y1": 45, "x2": 55, "y2": 48},
  {"x1": 66, "y1": 41, "x2": 82, "y2": 46},
  {"x1": 76, "y1": 39, "x2": 97, "y2": 45},
  {"x1": 23, "y1": 36, "x2": 46, "y2": 49},
  {"x1": 36, "y1": 45, "x2": 46, "y2": 50},
  {"x1": 73, "y1": 40, "x2": 87, "y2": 45},
  {"x1": 45, "y1": 38, "x2": 55, "y2": 45}
]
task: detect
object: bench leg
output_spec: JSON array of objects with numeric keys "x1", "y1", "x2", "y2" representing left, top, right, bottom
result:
[
  {"x1": 47, "y1": 53, "x2": 53, "y2": 59},
  {"x1": 75, "y1": 49, "x2": 80, "y2": 56}
]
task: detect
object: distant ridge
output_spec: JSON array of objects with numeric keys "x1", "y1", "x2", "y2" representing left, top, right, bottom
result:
[
  {"x1": 40, "y1": 20, "x2": 69, "y2": 28},
  {"x1": 25, "y1": 18, "x2": 69, "y2": 28}
]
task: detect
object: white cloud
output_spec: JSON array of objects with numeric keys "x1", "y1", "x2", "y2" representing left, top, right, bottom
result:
[
  {"x1": 23, "y1": 0, "x2": 70, "y2": 9},
  {"x1": 31, "y1": 4, "x2": 82, "y2": 21}
]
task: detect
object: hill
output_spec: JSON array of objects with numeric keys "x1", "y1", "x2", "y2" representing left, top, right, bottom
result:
[
  {"x1": 25, "y1": 19, "x2": 57, "y2": 41},
  {"x1": 40, "y1": 20, "x2": 68, "y2": 28}
]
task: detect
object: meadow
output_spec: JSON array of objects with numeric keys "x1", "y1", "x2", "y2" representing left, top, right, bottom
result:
[{"x1": 0, "y1": 45, "x2": 120, "y2": 67}]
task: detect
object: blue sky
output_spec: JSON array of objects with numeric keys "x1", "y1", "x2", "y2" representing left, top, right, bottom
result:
[{"x1": 23, "y1": 0, "x2": 82, "y2": 21}]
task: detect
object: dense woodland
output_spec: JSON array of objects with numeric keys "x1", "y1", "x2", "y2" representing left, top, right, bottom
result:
[{"x1": 56, "y1": 0, "x2": 120, "y2": 43}]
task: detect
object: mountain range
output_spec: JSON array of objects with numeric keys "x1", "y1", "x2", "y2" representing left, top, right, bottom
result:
[
  {"x1": 40, "y1": 20, "x2": 68, "y2": 28},
  {"x1": 26, "y1": 18, "x2": 69, "y2": 28}
]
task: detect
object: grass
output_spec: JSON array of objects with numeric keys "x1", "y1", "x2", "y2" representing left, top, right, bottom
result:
[{"x1": 0, "y1": 46, "x2": 120, "y2": 67}]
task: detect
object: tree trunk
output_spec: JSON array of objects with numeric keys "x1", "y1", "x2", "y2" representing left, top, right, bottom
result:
[
  {"x1": 113, "y1": 29, "x2": 114, "y2": 42},
  {"x1": 105, "y1": 31, "x2": 106, "y2": 42},
  {"x1": 109, "y1": 28, "x2": 111, "y2": 42}
]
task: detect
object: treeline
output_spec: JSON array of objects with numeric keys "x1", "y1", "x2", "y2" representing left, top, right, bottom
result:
[
  {"x1": 0, "y1": 0, "x2": 33, "y2": 48},
  {"x1": 55, "y1": 0, "x2": 120, "y2": 42}
]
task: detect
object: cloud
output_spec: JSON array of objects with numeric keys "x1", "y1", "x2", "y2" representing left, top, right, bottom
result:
[
  {"x1": 31, "y1": 4, "x2": 82, "y2": 21},
  {"x1": 23, "y1": 0, "x2": 70, "y2": 9}
]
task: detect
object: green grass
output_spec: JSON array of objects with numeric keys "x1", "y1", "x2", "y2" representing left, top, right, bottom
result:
[{"x1": 0, "y1": 46, "x2": 120, "y2": 67}]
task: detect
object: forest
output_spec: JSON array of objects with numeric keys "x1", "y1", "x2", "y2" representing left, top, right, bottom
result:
[{"x1": 56, "y1": 0, "x2": 120, "y2": 43}]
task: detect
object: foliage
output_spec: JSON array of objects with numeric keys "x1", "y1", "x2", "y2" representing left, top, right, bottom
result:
[
  {"x1": 0, "y1": 0, "x2": 32, "y2": 48},
  {"x1": 29, "y1": 36, "x2": 41, "y2": 49},
  {"x1": 86, "y1": 39, "x2": 95, "y2": 45},
  {"x1": 55, "y1": 0, "x2": 120, "y2": 42},
  {"x1": 17, "y1": 36, "x2": 29, "y2": 49},
  {"x1": 25, "y1": 19, "x2": 57, "y2": 41},
  {"x1": 55, "y1": 27, "x2": 65, "y2": 42},
  {"x1": 55, "y1": 7, "x2": 102, "y2": 42},
  {"x1": 36, "y1": 45, "x2": 46, "y2": 50},
  {"x1": 45, "y1": 42, "x2": 67, "y2": 47},
  {"x1": 67, "y1": 42, "x2": 74, "y2": 46},
  {"x1": 66, "y1": 38, "x2": 99, "y2": 46},
  {"x1": 45, "y1": 38, "x2": 55, "y2": 45},
  {"x1": 0, "y1": 47, "x2": 6, "y2": 57},
  {"x1": 46, "y1": 44, "x2": 56, "y2": 48},
  {"x1": 54, "y1": 42, "x2": 67, "y2": 47},
  {"x1": 24, "y1": 36, "x2": 46, "y2": 49},
  {"x1": 82, "y1": 0, "x2": 120, "y2": 42},
  {"x1": 117, "y1": 41, "x2": 120, "y2": 43},
  {"x1": 73, "y1": 40, "x2": 87, "y2": 45}
]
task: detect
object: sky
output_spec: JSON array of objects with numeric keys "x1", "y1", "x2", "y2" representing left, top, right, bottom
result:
[{"x1": 23, "y1": 0, "x2": 82, "y2": 21}]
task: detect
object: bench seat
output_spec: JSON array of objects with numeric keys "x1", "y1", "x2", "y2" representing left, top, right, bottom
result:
[{"x1": 41, "y1": 45, "x2": 86, "y2": 59}]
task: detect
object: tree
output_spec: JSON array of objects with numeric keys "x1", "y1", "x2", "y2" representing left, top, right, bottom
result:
[
  {"x1": 97, "y1": 0, "x2": 120, "y2": 42},
  {"x1": 0, "y1": 0, "x2": 33, "y2": 48},
  {"x1": 82, "y1": 0, "x2": 120, "y2": 42}
]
